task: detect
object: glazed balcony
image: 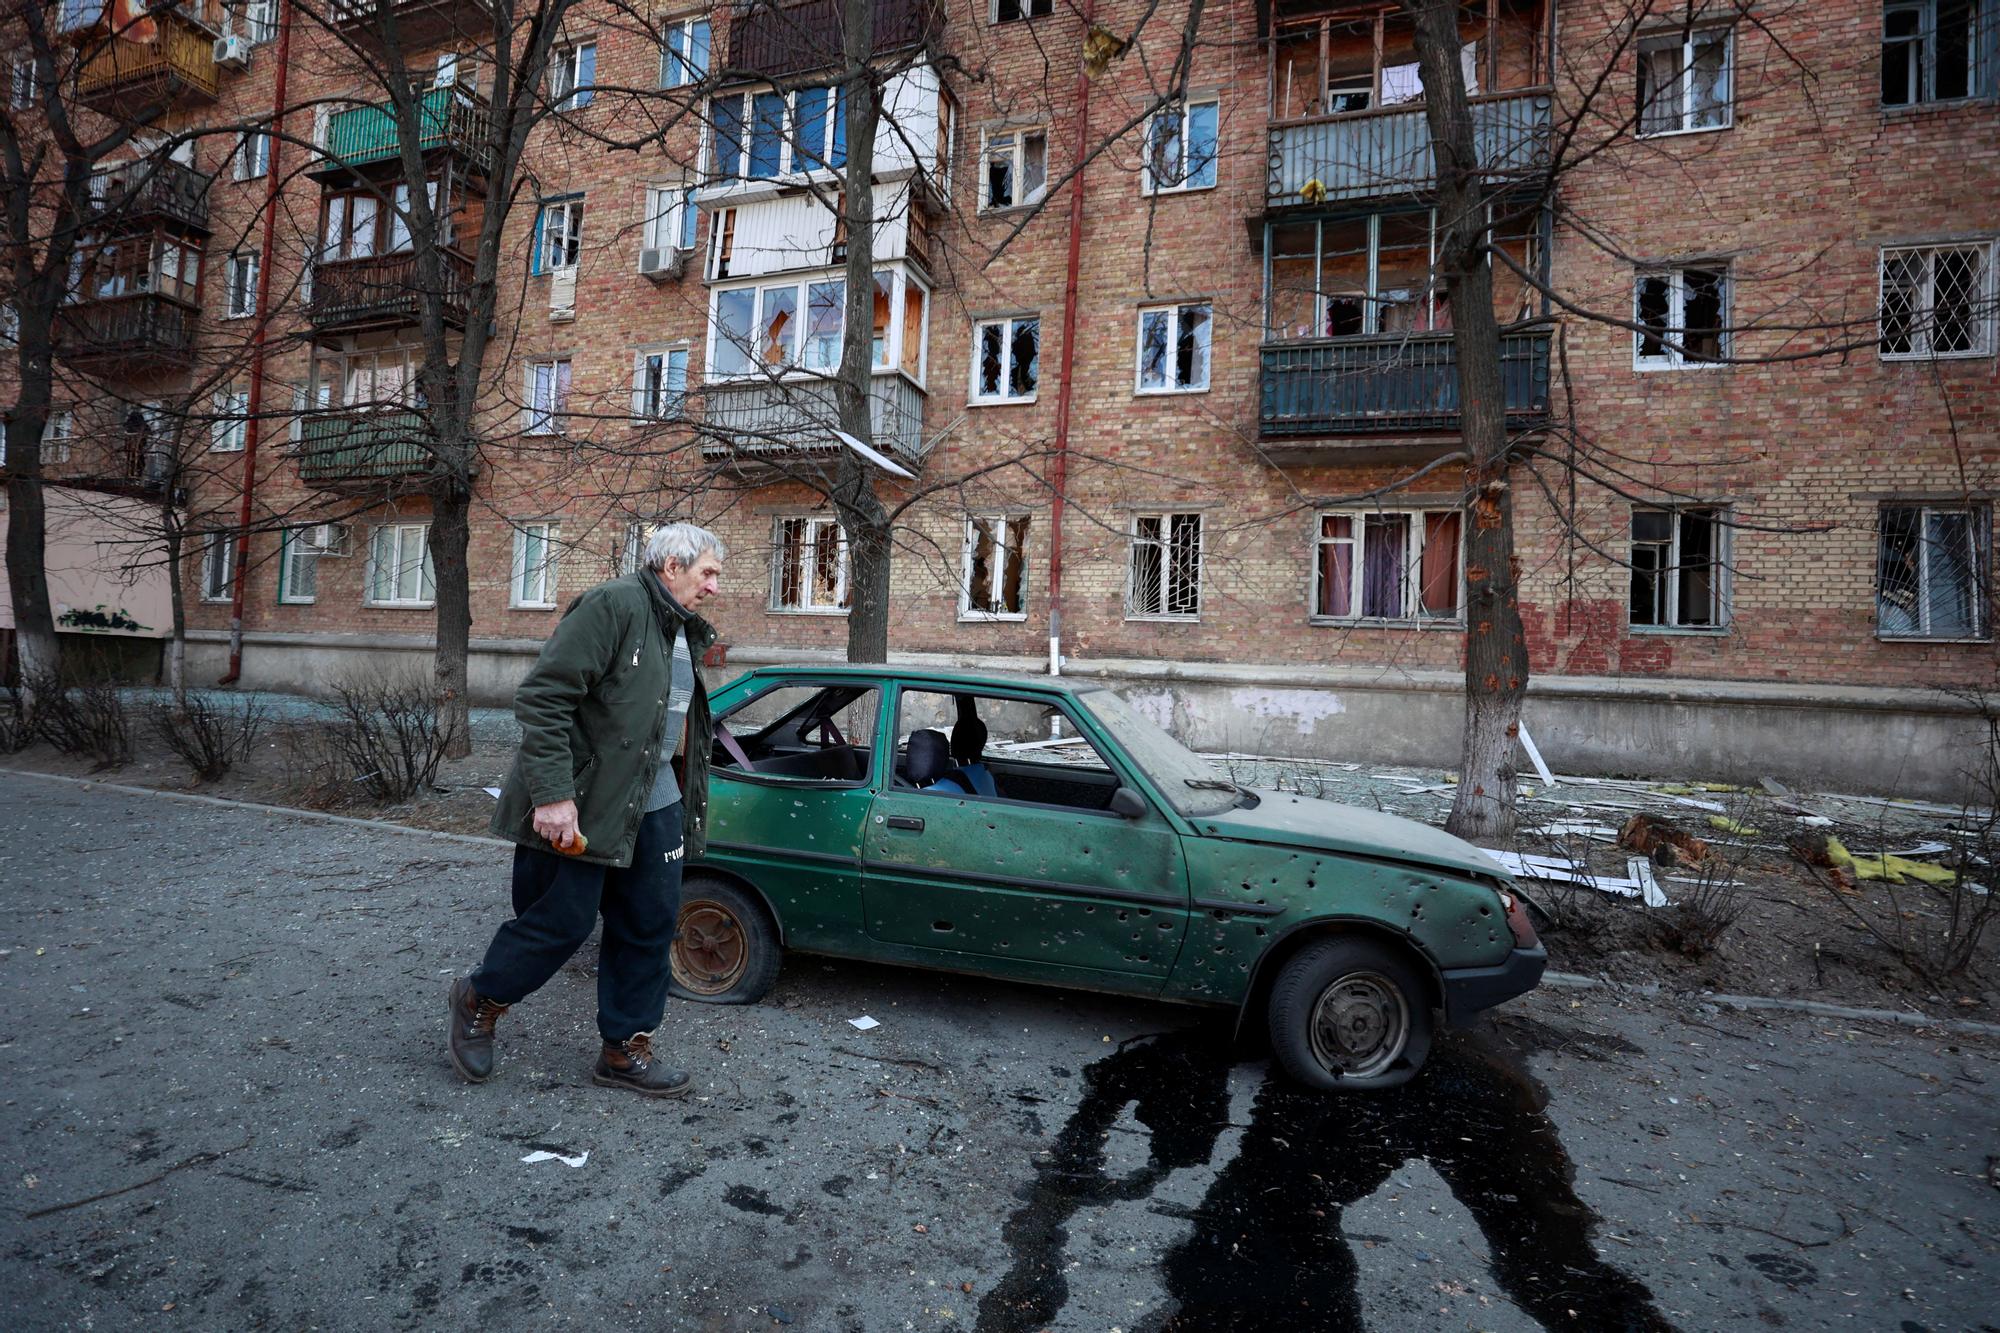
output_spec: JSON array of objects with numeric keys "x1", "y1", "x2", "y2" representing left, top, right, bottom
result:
[
  {"x1": 725, "y1": 0, "x2": 943, "y2": 82},
  {"x1": 90, "y1": 157, "x2": 212, "y2": 235},
  {"x1": 307, "y1": 249, "x2": 472, "y2": 333},
  {"x1": 311, "y1": 85, "x2": 492, "y2": 181},
  {"x1": 55, "y1": 294, "x2": 200, "y2": 372},
  {"x1": 702, "y1": 376, "x2": 927, "y2": 471},
  {"x1": 74, "y1": 11, "x2": 220, "y2": 117},
  {"x1": 296, "y1": 409, "x2": 433, "y2": 486},
  {"x1": 1267, "y1": 89, "x2": 1551, "y2": 208},
  {"x1": 1257, "y1": 329, "x2": 1550, "y2": 460},
  {"x1": 326, "y1": 0, "x2": 495, "y2": 54}
]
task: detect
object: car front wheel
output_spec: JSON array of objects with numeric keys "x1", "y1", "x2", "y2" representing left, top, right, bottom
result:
[
  {"x1": 669, "y1": 876, "x2": 781, "y2": 1005},
  {"x1": 1267, "y1": 937, "x2": 1433, "y2": 1091}
]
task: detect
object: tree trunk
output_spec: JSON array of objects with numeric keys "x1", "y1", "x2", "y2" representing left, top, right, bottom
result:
[
  {"x1": 429, "y1": 478, "x2": 474, "y2": 758},
  {"x1": 162, "y1": 516, "x2": 187, "y2": 693},
  {"x1": 1400, "y1": 0, "x2": 1531, "y2": 842},
  {"x1": 834, "y1": 0, "x2": 892, "y2": 664},
  {"x1": 4, "y1": 469, "x2": 60, "y2": 694}
]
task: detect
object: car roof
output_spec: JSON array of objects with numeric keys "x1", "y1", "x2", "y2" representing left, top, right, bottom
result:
[{"x1": 730, "y1": 664, "x2": 1098, "y2": 697}]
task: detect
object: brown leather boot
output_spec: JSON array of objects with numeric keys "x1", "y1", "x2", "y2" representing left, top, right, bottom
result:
[
  {"x1": 592, "y1": 1033, "x2": 691, "y2": 1098},
  {"x1": 446, "y1": 977, "x2": 509, "y2": 1084}
]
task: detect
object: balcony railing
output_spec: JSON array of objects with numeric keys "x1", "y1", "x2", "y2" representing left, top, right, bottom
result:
[
  {"x1": 725, "y1": 0, "x2": 943, "y2": 81},
  {"x1": 76, "y1": 13, "x2": 220, "y2": 115},
  {"x1": 55, "y1": 294, "x2": 200, "y2": 368},
  {"x1": 316, "y1": 85, "x2": 491, "y2": 178},
  {"x1": 327, "y1": 0, "x2": 494, "y2": 52},
  {"x1": 702, "y1": 375, "x2": 927, "y2": 467},
  {"x1": 1259, "y1": 329, "x2": 1550, "y2": 439},
  {"x1": 91, "y1": 158, "x2": 212, "y2": 234},
  {"x1": 307, "y1": 249, "x2": 473, "y2": 331},
  {"x1": 296, "y1": 410, "x2": 433, "y2": 485},
  {"x1": 1267, "y1": 89, "x2": 1551, "y2": 207}
]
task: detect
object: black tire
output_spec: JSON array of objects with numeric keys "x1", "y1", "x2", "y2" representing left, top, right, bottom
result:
[
  {"x1": 669, "y1": 875, "x2": 781, "y2": 1005},
  {"x1": 1266, "y1": 936, "x2": 1434, "y2": 1091}
]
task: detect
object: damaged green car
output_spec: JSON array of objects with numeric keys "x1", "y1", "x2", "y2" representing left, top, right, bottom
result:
[{"x1": 672, "y1": 667, "x2": 1544, "y2": 1090}]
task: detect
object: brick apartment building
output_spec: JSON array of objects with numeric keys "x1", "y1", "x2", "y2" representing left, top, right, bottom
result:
[{"x1": 4, "y1": 0, "x2": 1996, "y2": 798}]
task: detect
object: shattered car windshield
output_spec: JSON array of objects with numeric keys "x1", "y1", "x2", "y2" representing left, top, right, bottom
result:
[{"x1": 1077, "y1": 688, "x2": 1239, "y2": 817}]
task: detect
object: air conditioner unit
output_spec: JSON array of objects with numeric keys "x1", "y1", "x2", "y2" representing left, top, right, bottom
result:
[
  {"x1": 213, "y1": 34, "x2": 252, "y2": 72},
  {"x1": 548, "y1": 265, "x2": 577, "y2": 320},
  {"x1": 638, "y1": 246, "x2": 684, "y2": 281},
  {"x1": 309, "y1": 523, "x2": 352, "y2": 557}
]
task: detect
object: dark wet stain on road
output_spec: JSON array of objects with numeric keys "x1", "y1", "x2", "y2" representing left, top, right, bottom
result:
[{"x1": 976, "y1": 1024, "x2": 1674, "y2": 1333}]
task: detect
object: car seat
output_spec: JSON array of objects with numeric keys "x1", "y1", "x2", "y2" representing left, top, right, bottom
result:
[{"x1": 905, "y1": 729, "x2": 952, "y2": 787}]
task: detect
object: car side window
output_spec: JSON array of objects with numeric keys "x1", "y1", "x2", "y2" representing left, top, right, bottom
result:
[
  {"x1": 893, "y1": 689, "x2": 1124, "y2": 813},
  {"x1": 713, "y1": 682, "x2": 879, "y2": 784}
]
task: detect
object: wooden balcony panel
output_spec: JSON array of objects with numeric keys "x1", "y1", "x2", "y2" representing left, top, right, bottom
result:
[
  {"x1": 55, "y1": 294, "x2": 200, "y2": 370},
  {"x1": 314, "y1": 85, "x2": 492, "y2": 180},
  {"x1": 326, "y1": 0, "x2": 496, "y2": 52},
  {"x1": 725, "y1": 0, "x2": 943, "y2": 81},
  {"x1": 1267, "y1": 89, "x2": 1551, "y2": 207},
  {"x1": 1258, "y1": 329, "x2": 1550, "y2": 460},
  {"x1": 92, "y1": 158, "x2": 212, "y2": 235},
  {"x1": 701, "y1": 376, "x2": 927, "y2": 472},
  {"x1": 76, "y1": 15, "x2": 220, "y2": 116},
  {"x1": 296, "y1": 409, "x2": 434, "y2": 486},
  {"x1": 307, "y1": 249, "x2": 473, "y2": 333}
]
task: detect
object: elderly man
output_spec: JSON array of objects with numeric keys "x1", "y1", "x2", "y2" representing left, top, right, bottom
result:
[{"x1": 447, "y1": 522, "x2": 724, "y2": 1098}]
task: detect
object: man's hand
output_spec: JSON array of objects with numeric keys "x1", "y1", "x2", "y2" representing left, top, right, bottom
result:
[{"x1": 532, "y1": 799, "x2": 581, "y2": 849}]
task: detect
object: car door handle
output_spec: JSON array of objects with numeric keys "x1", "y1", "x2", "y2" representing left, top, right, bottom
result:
[{"x1": 885, "y1": 815, "x2": 925, "y2": 832}]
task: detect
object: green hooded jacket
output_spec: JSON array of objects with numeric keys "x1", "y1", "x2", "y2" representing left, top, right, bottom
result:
[{"x1": 490, "y1": 570, "x2": 718, "y2": 866}]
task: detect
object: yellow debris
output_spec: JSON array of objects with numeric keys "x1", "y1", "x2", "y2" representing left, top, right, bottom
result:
[
  {"x1": 1707, "y1": 816, "x2": 1760, "y2": 836},
  {"x1": 1823, "y1": 836, "x2": 1957, "y2": 885}
]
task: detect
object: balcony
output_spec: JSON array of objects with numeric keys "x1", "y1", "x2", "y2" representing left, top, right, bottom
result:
[
  {"x1": 326, "y1": 0, "x2": 494, "y2": 54},
  {"x1": 1258, "y1": 330, "x2": 1550, "y2": 460},
  {"x1": 307, "y1": 249, "x2": 473, "y2": 333},
  {"x1": 725, "y1": 0, "x2": 943, "y2": 81},
  {"x1": 75, "y1": 11, "x2": 220, "y2": 117},
  {"x1": 91, "y1": 158, "x2": 212, "y2": 235},
  {"x1": 55, "y1": 294, "x2": 199, "y2": 371},
  {"x1": 311, "y1": 85, "x2": 492, "y2": 181},
  {"x1": 1267, "y1": 89, "x2": 1551, "y2": 208},
  {"x1": 296, "y1": 410, "x2": 433, "y2": 486},
  {"x1": 701, "y1": 376, "x2": 927, "y2": 471}
]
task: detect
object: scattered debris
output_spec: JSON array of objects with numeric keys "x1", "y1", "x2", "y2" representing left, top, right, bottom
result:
[
  {"x1": 483, "y1": 786, "x2": 502, "y2": 798},
  {"x1": 521, "y1": 1149, "x2": 588, "y2": 1168},
  {"x1": 1517, "y1": 722, "x2": 1557, "y2": 788},
  {"x1": 1486, "y1": 851, "x2": 1670, "y2": 908},
  {"x1": 847, "y1": 1015, "x2": 880, "y2": 1031},
  {"x1": 1707, "y1": 815, "x2": 1761, "y2": 838},
  {"x1": 1617, "y1": 815, "x2": 1710, "y2": 868},
  {"x1": 1791, "y1": 834, "x2": 1957, "y2": 885}
]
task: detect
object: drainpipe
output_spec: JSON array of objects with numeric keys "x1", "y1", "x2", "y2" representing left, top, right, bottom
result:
[
  {"x1": 220, "y1": 0, "x2": 292, "y2": 685},
  {"x1": 1045, "y1": 0, "x2": 1096, "y2": 677}
]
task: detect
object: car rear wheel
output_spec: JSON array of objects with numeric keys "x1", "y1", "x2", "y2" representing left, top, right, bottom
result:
[
  {"x1": 669, "y1": 876, "x2": 781, "y2": 1005},
  {"x1": 1267, "y1": 937, "x2": 1433, "y2": 1091}
]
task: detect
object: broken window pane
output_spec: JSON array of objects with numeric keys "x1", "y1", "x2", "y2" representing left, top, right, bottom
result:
[
  {"x1": 1682, "y1": 269, "x2": 1726, "y2": 360},
  {"x1": 1925, "y1": 508, "x2": 1982, "y2": 636},
  {"x1": 774, "y1": 516, "x2": 847, "y2": 611},
  {"x1": 1677, "y1": 509, "x2": 1719, "y2": 626},
  {"x1": 1009, "y1": 317, "x2": 1039, "y2": 396},
  {"x1": 1166, "y1": 513, "x2": 1202, "y2": 616},
  {"x1": 978, "y1": 322, "x2": 1004, "y2": 397},
  {"x1": 985, "y1": 133, "x2": 1016, "y2": 208},
  {"x1": 1637, "y1": 43, "x2": 1684, "y2": 133},
  {"x1": 1316, "y1": 514, "x2": 1354, "y2": 617},
  {"x1": 963, "y1": 515, "x2": 1029, "y2": 616},
  {"x1": 758, "y1": 284, "x2": 797, "y2": 366},
  {"x1": 1138, "y1": 309, "x2": 1170, "y2": 389},
  {"x1": 1882, "y1": 3, "x2": 1923, "y2": 104},
  {"x1": 1635, "y1": 274, "x2": 1672, "y2": 360},
  {"x1": 1937, "y1": 0, "x2": 1978, "y2": 99},
  {"x1": 1128, "y1": 513, "x2": 1201, "y2": 618},
  {"x1": 1175, "y1": 304, "x2": 1211, "y2": 390}
]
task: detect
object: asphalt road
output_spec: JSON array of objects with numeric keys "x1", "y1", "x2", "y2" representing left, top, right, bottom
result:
[{"x1": 2, "y1": 770, "x2": 1995, "y2": 1332}]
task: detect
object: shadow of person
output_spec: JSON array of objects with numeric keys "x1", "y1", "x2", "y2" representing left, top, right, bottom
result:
[{"x1": 978, "y1": 1025, "x2": 1674, "y2": 1333}]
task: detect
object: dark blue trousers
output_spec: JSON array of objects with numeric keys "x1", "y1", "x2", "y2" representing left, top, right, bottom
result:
[{"x1": 470, "y1": 802, "x2": 684, "y2": 1043}]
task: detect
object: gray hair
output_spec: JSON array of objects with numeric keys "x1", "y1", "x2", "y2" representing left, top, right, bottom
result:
[{"x1": 645, "y1": 521, "x2": 725, "y2": 572}]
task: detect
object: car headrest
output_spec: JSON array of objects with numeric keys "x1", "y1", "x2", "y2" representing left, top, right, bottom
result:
[
  {"x1": 950, "y1": 716, "x2": 988, "y2": 765},
  {"x1": 906, "y1": 729, "x2": 952, "y2": 786}
]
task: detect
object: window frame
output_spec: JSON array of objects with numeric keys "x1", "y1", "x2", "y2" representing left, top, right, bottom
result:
[
  {"x1": 1881, "y1": 0, "x2": 1994, "y2": 108},
  {"x1": 233, "y1": 131, "x2": 271, "y2": 181},
  {"x1": 631, "y1": 344, "x2": 690, "y2": 421},
  {"x1": 1632, "y1": 264, "x2": 1730, "y2": 370},
  {"x1": 1125, "y1": 511, "x2": 1204, "y2": 621},
  {"x1": 707, "y1": 84, "x2": 848, "y2": 185},
  {"x1": 959, "y1": 514, "x2": 1031, "y2": 621},
  {"x1": 707, "y1": 265, "x2": 928, "y2": 385},
  {"x1": 278, "y1": 525, "x2": 322, "y2": 605},
  {"x1": 1627, "y1": 505, "x2": 1731, "y2": 633},
  {"x1": 365, "y1": 522, "x2": 435, "y2": 608},
  {"x1": 510, "y1": 520, "x2": 561, "y2": 609},
  {"x1": 1141, "y1": 97, "x2": 1220, "y2": 195},
  {"x1": 42, "y1": 411, "x2": 72, "y2": 464},
  {"x1": 970, "y1": 314, "x2": 1040, "y2": 404},
  {"x1": 1134, "y1": 301, "x2": 1213, "y2": 394},
  {"x1": 524, "y1": 358, "x2": 572, "y2": 436},
  {"x1": 660, "y1": 15, "x2": 711, "y2": 89},
  {"x1": 1876, "y1": 503, "x2": 1991, "y2": 641},
  {"x1": 210, "y1": 387, "x2": 249, "y2": 452},
  {"x1": 224, "y1": 250, "x2": 258, "y2": 318},
  {"x1": 979, "y1": 126, "x2": 1048, "y2": 211},
  {"x1": 991, "y1": 0, "x2": 1054, "y2": 22},
  {"x1": 1310, "y1": 507, "x2": 1466, "y2": 626},
  {"x1": 1878, "y1": 241, "x2": 1996, "y2": 360},
  {"x1": 10, "y1": 55, "x2": 36, "y2": 111},
  {"x1": 769, "y1": 514, "x2": 851, "y2": 615},
  {"x1": 532, "y1": 195, "x2": 584, "y2": 276},
  {"x1": 641, "y1": 184, "x2": 701, "y2": 257},
  {"x1": 200, "y1": 531, "x2": 236, "y2": 604},
  {"x1": 1636, "y1": 26, "x2": 1735, "y2": 136},
  {"x1": 550, "y1": 41, "x2": 597, "y2": 112}
]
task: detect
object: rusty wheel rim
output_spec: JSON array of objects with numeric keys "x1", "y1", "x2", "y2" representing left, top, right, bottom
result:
[
  {"x1": 1307, "y1": 971, "x2": 1408, "y2": 1080},
  {"x1": 672, "y1": 899, "x2": 750, "y2": 995}
]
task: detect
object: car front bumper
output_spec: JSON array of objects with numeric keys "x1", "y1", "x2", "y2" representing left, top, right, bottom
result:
[{"x1": 1438, "y1": 943, "x2": 1548, "y2": 1026}]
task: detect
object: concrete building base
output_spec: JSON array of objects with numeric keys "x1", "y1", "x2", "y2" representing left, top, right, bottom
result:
[{"x1": 182, "y1": 629, "x2": 1992, "y2": 805}]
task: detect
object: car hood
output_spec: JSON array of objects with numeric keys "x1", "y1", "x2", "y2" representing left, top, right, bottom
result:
[{"x1": 1197, "y1": 790, "x2": 1507, "y2": 883}]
